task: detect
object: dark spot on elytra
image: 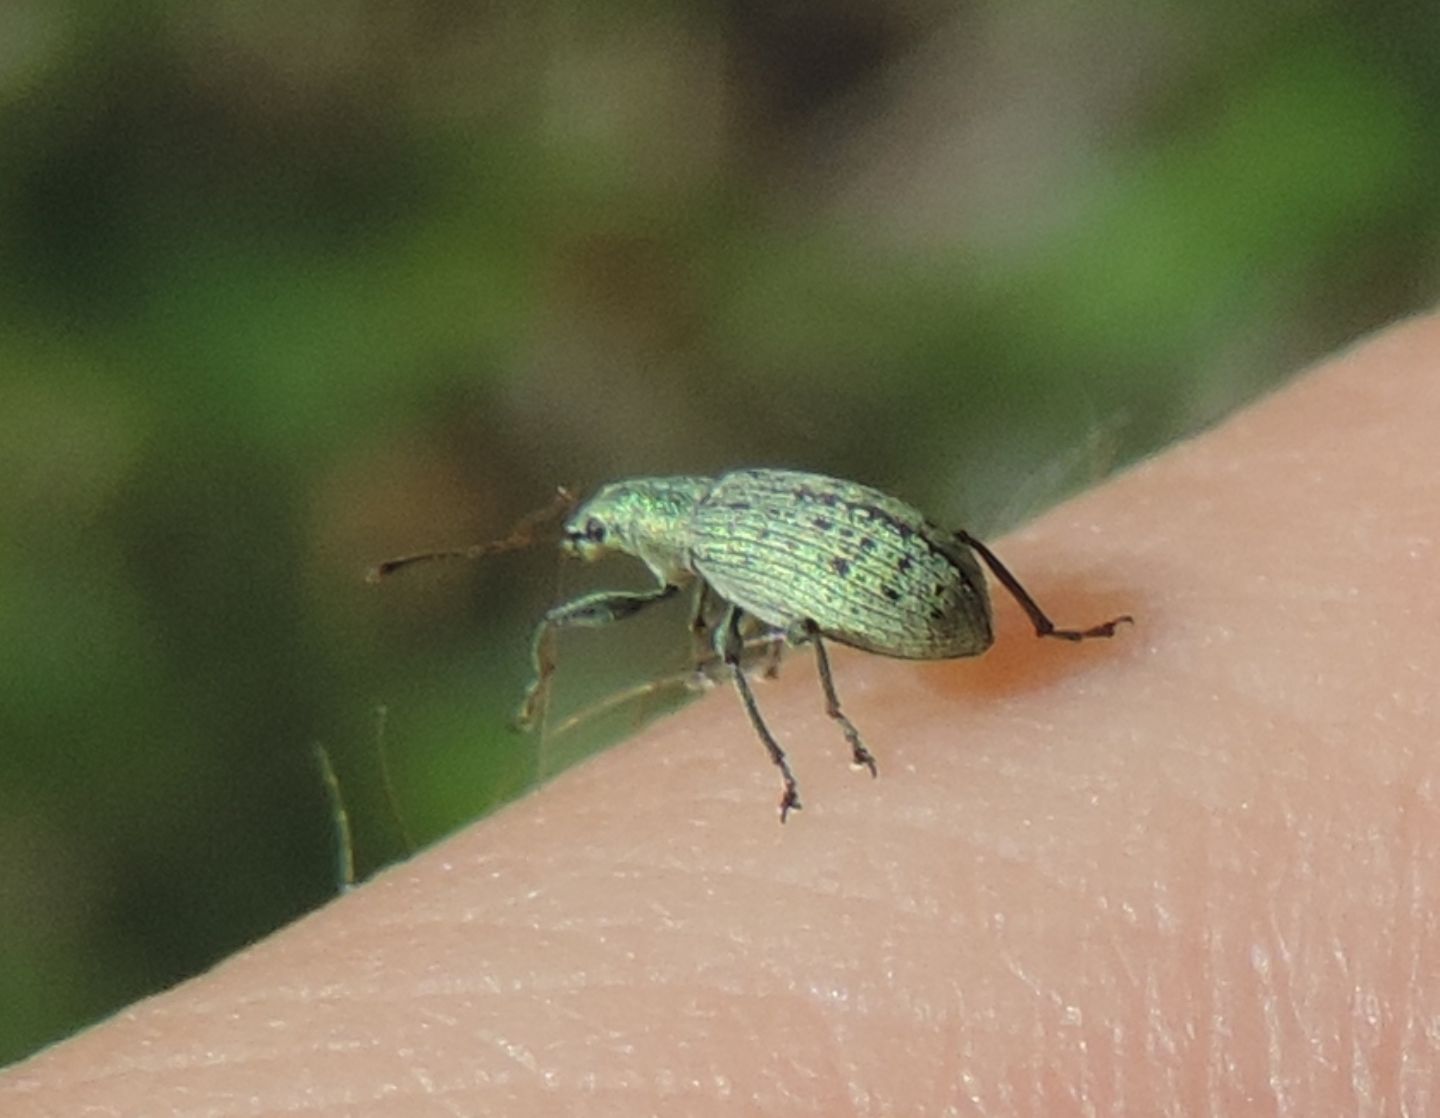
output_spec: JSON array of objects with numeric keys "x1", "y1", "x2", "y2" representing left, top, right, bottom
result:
[
  {"x1": 831, "y1": 556, "x2": 851, "y2": 577},
  {"x1": 849, "y1": 503, "x2": 924, "y2": 546},
  {"x1": 929, "y1": 606, "x2": 946, "y2": 621},
  {"x1": 882, "y1": 585, "x2": 901, "y2": 602},
  {"x1": 726, "y1": 500, "x2": 752, "y2": 511},
  {"x1": 919, "y1": 522, "x2": 953, "y2": 563},
  {"x1": 897, "y1": 556, "x2": 913, "y2": 573},
  {"x1": 795, "y1": 484, "x2": 840, "y2": 508},
  {"x1": 812, "y1": 516, "x2": 833, "y2": 531},
  {"x1": 859, "y1": 536, "x2": 876, "y2": 551},
  {"x1": 934, "y1": 584, "x2": 946, "y2": 597}
]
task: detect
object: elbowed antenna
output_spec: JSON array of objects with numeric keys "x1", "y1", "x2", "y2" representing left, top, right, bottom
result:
[{"x1": 366, "y1": 486, "x2": 578, "y2": 582}]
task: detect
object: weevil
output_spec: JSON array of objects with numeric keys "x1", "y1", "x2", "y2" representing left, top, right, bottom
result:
[{"x1": 371, "y1": 469, "x2": 1131, "y2": 821}]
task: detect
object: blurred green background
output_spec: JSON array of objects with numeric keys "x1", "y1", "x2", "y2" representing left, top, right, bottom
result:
[{"x1": 2, "y1": 0, "x2": 1436, "y2": 1066}]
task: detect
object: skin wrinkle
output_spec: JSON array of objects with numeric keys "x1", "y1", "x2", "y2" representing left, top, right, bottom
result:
[
  {"x1": 1398, "y1": 774, "x2": 1438, "y2": 1117},
  {"x1": 1390, "y1": 775, "x2": 1437, "y2": 1118},
  {"x1": 9, "y1": 318, "x2": 1440, "y2": 1114}
]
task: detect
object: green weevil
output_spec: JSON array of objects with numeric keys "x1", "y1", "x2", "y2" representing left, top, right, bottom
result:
[{"x1": 372, "y1": 469, "x2": 1131, "y2": 821}]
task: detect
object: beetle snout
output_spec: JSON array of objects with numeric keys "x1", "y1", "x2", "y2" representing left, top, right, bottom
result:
[
  {"x1": 561, "y1": 514, "x2": 610, "y2": 561},
  {"x1": 562, "y1": 531, "x2": 603, "y2": 561}
]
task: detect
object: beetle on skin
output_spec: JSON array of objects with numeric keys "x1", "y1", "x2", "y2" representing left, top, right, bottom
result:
[{"x1": 504, "y1": 468, "x2": 1131, "y2": 822}]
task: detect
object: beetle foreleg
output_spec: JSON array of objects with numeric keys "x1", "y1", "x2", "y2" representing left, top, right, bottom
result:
[
  {"x1": 718, "y1": 605, "x2": 800, "y2": 822},
  {"x1": 955, "y1": 530, "x2": 1133, "y2": 641},
  {"x1": 514, "y1": 584, "x2": 680, "y2": 729}
]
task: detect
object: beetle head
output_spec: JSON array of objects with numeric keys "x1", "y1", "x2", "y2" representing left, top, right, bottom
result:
[
  {"x1": 562, "y1": 509, "x2": 613, "y2": 561},
  {"x1": 562, "y1": 476, "x2": 713, "y2": 584}
]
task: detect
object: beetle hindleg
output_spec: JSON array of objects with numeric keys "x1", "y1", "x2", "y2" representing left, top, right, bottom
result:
[
  {"x1": 718, "y1": 605, "x2": 800, "y2": 822},
  {"x1": 955, "y1": 530, "x2": 1133, "y2": 641},
  {"x1": 799, "y1": 620, "x2": 877, "y2": 777},
  {"x1": 515, "y1": 584, "x2": 680, "y2": 729}
]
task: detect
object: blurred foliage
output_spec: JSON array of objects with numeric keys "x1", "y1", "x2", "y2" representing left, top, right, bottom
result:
[{"x1": 2, "y1": 0, "x2": 1438, "y2": 1066}]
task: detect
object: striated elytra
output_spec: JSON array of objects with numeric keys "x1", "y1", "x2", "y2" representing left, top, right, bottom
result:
[{"x1": 372, "y1": 468, "x2": 1132, "y2": 822}]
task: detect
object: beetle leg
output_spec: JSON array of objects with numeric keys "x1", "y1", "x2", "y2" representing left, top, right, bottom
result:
[
  {"x1": 955, "y1": 530, "x2": 1134, "y2": 641},
  {"x1": 799, "y1": 620, "x2": 877, "y2": 777},
  {"x1": 686, "y1": 614, "x2": 787, "y2": 691},
  {"x1": 718, "y1": 604, "x2": 800, "y2": 822},
  {"x1": 514, "y1": 584, "x2": 680, "y2": 729},
  {"x1": 757, "y1": 631, "x2": 785, "y2": 680},
  {"x1": 736, "y1": 612, "x2": 786, "y2": 680},
  {"x1": 686, "y1": 580, "x2": 718, "y2": 680}
]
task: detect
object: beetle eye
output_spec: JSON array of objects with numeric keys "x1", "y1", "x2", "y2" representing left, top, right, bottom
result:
[{"x1": 583, "y1": 518, "x2": 607, "y2": 543}]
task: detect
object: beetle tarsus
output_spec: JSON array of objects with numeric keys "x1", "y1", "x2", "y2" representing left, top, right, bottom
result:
[{"x1": 1040, "y1": 613, "x2": 1134, "y2": 641}]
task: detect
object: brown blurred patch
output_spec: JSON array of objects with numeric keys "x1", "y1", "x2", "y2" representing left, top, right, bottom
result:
[{"x1": 919, "y1": 576, "x2": 1141, "y2": 700}]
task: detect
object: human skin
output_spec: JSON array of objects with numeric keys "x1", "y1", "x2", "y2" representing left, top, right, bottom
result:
[{"x1": 4, "y1": 315, "x2": 1439, "y2": 1116}]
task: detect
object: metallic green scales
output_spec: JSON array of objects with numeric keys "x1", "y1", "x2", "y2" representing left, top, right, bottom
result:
[
  {"x1": 370, "y1": 467, "x2": 1131, "y2": 822},
  {"x1": 569, "y1": 475, "x2": 710, "y2": 586},
  {"x1": 690, "y1": 470, "x2": 992, "y2": 659}
]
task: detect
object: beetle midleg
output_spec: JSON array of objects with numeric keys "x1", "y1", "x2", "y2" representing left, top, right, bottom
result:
[
  {"x1": 717, "y1": 604, "x2": 801, "y2": 822},
  {"x1": 798, "y1": 619, "x2": 878, "y2": 777},
  {"x1": 954, "y1": 530, "x2": 1134, "y2": 641},
  {"x1": 689, "y1": 583, "x2": 786, "y2": 685},
  {"x1": 756, "y1": 632, "x2": 785, "y2": 680},
  {"x1": 514, "y1": 584, "x2": 681, "y2": 729}
]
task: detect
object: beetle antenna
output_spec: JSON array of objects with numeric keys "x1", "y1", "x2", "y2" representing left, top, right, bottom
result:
[
  {"x1": 955, "y1": 529, "x2": 1133, "y2": 640},
  {"x1": 367, "y1": 486, "x2": 578, "y2": 582}
]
